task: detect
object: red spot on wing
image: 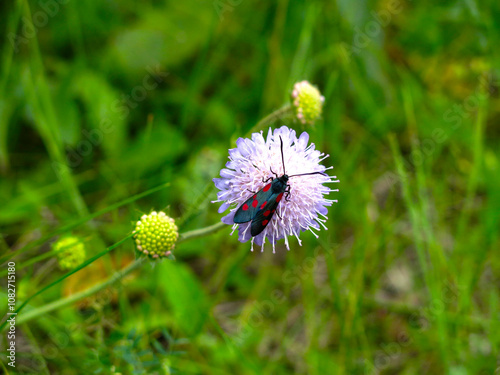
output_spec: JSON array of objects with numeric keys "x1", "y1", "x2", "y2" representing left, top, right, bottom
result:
[
  {"x1": 276, "y1": 193, "x2": 283, "y2": 202},
  {"x1": 264, "y1": 210, "x2": 271, "y2": 217},
  {"x1": 263, "y1": 184, "x2": 271, "y2": 192},
  {"x1": 260, "y1": 201, "x2": 267, "y2": 209},
  {"x1": 262, "y1": 219, "x2": 269, "y2": 226},
  {"x1": 252, "y1": 199, "x2": 259, "y2": 208},
  {"x1": 242, "y1": 203, "x2": 249, "y2": 211}
]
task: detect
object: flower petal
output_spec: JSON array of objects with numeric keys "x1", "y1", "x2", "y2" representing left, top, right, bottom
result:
[
  {"x1": 218, "y1": 202, "x2": 231, "y2": 213},
  {"x1": 220, "y1": 169, "x2": 236, "y2": 179},
  {"x1": 213, "y1": 178, "x2": 229, "y2": 190},
  {"x1": 297, "y1": 131, "x2": 309, "y2": 149},
  {"x1": 222, "y1": 211, "x2": 236, "y2": 225}
]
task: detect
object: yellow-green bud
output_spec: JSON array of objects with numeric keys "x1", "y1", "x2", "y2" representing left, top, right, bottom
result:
[
  {"x1": 291, "y1": 80, "x2": 325, "y2": 125},
  {"x1": 53, "y1": 236, "x2": 86, "y2": 271},
  {"x1": 133, "y1": 211, "x2": 178, "y2": 259}
]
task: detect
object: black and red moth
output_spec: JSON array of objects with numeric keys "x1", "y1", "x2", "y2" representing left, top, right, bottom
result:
[{"x1": 233, "y1": 136, "x2": 326, "y2": 237}]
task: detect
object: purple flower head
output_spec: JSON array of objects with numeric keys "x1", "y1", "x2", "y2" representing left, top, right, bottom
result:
[{"x1": 213, "y1": 126, "x2": 339, "y2": 252}]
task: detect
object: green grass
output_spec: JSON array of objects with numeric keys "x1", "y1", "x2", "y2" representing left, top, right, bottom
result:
[{"x1": 1, "y1": 0, "x2": 500, "y2": 374}]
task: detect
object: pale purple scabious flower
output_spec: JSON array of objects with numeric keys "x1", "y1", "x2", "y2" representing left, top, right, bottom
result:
[{"x1": 213, "y1": 126, "x2": 339, "y2": 252}]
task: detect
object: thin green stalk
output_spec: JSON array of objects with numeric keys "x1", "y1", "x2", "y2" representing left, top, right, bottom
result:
[
  {"x1": 0, "y1": 233, "x2": 133, "y2": 331},
  {"x1": 455, "y1": 86, "x2": 487, "y2": 240},
  {"x1": 247, "y1": 104, "x2": 293, "y2": 136},
  {"x1": 16, "y1": 257, "x2": 145, "y2": 326},
  {"x1": 3, "y1": 222, "x2": 227, "y2": 328},
  {"x1": 0, "y1": 0, "x2": 22, "y2": 94},
  {"x1": 456, "y1": 84, "x2": 488, "y2": 322},
  {"x1": 66, "y1": 1, "x2": 86, "y2": 60},
  {"x1": 389, "y1": 135, "x2": 431, "y2": 281},
  {"x1": 0, "y1": 182, "x2": 170, "y2": 265},
  {"x1": 287, "y1": 3, "x2": 317, "y2": 90},
  {"x1": 401, "y1": 82, "x2": 450, "y2": 363},
  {"x1": 1, "y1": 236, "x2": 91, "y2": 276},
  {"x1": 0, "y1": 1, "x2": 22, "y2": 170},
  {"x1": 412, "y1": 138, "x2": 450, "y2": 367},
  {"x1": 22, "y1": 0, "x2": 89, "y2": 218},
  {"x1": 389, "y1": 134, "x2": 450, "y2": 367},
  {"x1": 178, "y1": 221, "x2": 226, "y2": 243}
]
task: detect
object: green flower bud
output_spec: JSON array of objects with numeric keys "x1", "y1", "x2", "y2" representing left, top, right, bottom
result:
[
  {"x1": 291, "y1": 80, "x2": 325, "y2": 125},
  {"x1": 133, "y1": 211, "x2": 178, "y2": 259},
  {"x1": 53, "y1": 236, "x2": 86, "y2": 271}
]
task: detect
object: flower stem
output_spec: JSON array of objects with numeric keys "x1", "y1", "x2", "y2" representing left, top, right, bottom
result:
[
  {"x1": 16, "y1": 258, "x2": 146, "y2": 326},
  {"x1": 178, "y1": 221, "x2": 227, "y2": 243},
  {"x1": 0, "y1": 182, "x2": 170, "y2": 265},
  {"x1": 248, "y1": 104, "x2": 293, "y2": 136},
  {"x1": 0, "y1": 233, "x2": 134, "y2": 331},
  {"x1": 3, "y1": 222, "x2": 227, "y2": 328}
]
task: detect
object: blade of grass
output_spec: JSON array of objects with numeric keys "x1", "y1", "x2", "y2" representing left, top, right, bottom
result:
[
  {"x1": 0, "y1": 0, "x2": 23, "y2": 170},
  {"x1": 410, "y1": 138, "x2": 450, "y2": 368},
  {"x1": 247, "y1": 104, "x2": 293, "y2": 136},
  {"x1": 389, "y1": 134, "x2": 450, "y2": 367},
  {"x1": 15, "y1": 256, "x2": 145, "y2": 327},
  {"x1": 1, "y1": 221, "x2": 227, "y2": 328},
  {"x1": 0, "y1": 182, "x2": 170, "y2": 265},
  {"x1": 455, "y1": 86, "x2": 488, "y2": 314},
  {"x1": 389, "y1": 135, "x2": 430, "y2": 288},
  {"x1": 21, "y1": 0, "x2": 89, "y2": 218},
  {"x1": 0, "y1": 233, "x2": 134, "y2": 331},
  {"x1": 1, "y1": 236, "x2": 92, "y2": 276},
  {"x1": 287, "y1": 2, "x2": 317, "y2": 90},
  {"x1": 401, "y1": 81, "x2": 450, "y2": 365}
]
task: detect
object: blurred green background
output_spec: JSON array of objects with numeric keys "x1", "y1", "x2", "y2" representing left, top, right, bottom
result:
[{"x1": 1, "y1": 0, "x2": 500, "y2": 374}]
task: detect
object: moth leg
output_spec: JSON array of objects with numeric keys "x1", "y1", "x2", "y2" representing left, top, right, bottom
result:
[
  {"x1": 246, "y1": 188, "x2": 257, "y2": 194},
  {"x1": 285, "y1": 185, "x2": 291, "y2": 202},
  {"x1": 269, "y1": 167, "x2": 279, "y2": 179},
  {"x1": 262, "y1": 176, "x2": 274, "y2": 183},
  {"x1": 275, "y1": 209, "x2": 283, "y2": 220}
]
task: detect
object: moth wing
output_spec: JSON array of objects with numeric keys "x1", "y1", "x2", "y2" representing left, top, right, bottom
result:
[
  {"x1": 250, "y1": 195, "x2": 280, "y2": 236},
  {"x1": 233, "y1": 183, "x2": 274, "y2": 224}
]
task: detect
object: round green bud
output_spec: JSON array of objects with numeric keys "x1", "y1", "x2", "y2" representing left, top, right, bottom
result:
[
  {"x1": 133, "y1": 211, "x2": 178, "y2": 259},
  {"x1": 53, "y1": 236, "x2": 86, "y2": 271},
  {"x1": 291, "y1": 80, "x2": 325, "y2": 125}
]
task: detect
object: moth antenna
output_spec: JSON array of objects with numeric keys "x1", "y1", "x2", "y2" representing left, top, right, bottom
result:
[
  {"x1": 289, "y1": 171, "x2": 328, "y2": 178},
  {"x1": 279, "y1": 135, "x2": 286, "y2": 175}
]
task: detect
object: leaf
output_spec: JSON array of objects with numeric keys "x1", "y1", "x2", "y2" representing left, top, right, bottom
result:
[{"x1": 159, "y1": 261, "x2": 209, "y2": 337}]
